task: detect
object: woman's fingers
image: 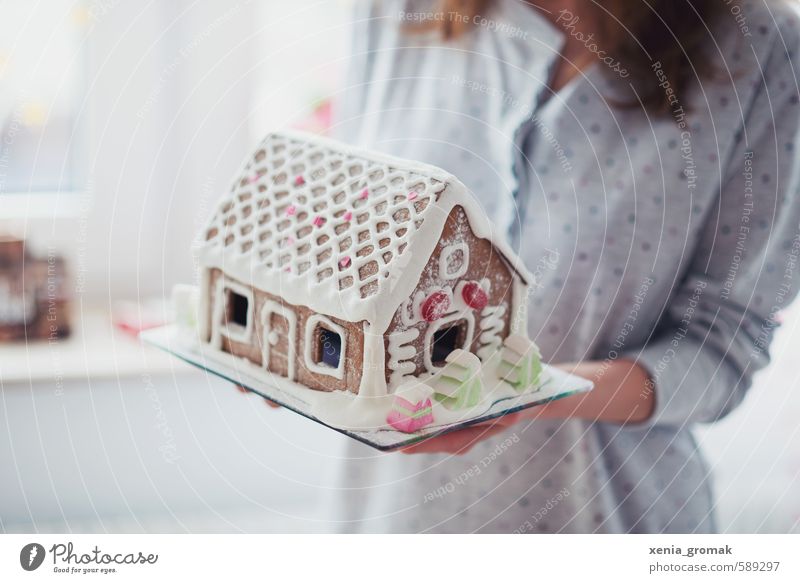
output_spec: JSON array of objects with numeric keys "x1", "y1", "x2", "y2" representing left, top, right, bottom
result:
[{"x1": 400, "y1": 422, "x2": 509, "y2": 455}]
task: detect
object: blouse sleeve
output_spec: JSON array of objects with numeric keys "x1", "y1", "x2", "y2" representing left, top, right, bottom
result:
[{"x1": 626, "y1": 25, "x2": 800, "y2": 427}]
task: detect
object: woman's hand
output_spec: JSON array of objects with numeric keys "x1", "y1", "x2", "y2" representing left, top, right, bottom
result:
[
  {"x1": 232, "y1": 358, "x2": 654, "y2": 454},
  {"x1": 400, "y1": 411, "x2": 527, "y2": 455},
  {"x1": 400, "y1": 358, "x2": 654, "y2": 455}
]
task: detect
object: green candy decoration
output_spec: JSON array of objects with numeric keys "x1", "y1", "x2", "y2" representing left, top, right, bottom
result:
[
  {"x1": 498, "y1": 335, "x2": 542, "y2": 392},
  {"x1": 432, "y1": 349, "x2": 483, "y2": 410}
]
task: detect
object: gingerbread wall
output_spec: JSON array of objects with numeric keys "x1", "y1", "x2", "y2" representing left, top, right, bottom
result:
[
  {"x1": 206, "y1": 268, "x2": 365, "y2": 393},
  {"x1": 383, "y1": 205, "x2": 517, "y2": 386}
]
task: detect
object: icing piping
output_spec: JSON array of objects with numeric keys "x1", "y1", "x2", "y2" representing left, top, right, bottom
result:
[
  {"x1": 358, "y1": 322, "x2": 388, "y2": 397},
  {"x1": 477, "y1": 304, "x2": 507, "y2": 360},
  {"x1": 438, "y1": 241, "x2": 469, "y2": 280},
  {"x1": 260, "y1": 299, "x2": 298, "y2": 381},
  {"x1": 387, "y1": 327, "x2": 420, "y2": 388},
  {"x1": 198, "y1": 268, "x2": 212, "y2": 341}
]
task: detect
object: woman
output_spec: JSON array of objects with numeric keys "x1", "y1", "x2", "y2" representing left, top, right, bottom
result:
[{"x1": 257, "y1": 0, "x2": 800, "y2": 532}]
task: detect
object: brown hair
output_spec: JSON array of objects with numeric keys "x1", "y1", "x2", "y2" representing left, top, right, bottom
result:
[{"x1": 413, "y1": 0, "x2": 743, "y2": 113}]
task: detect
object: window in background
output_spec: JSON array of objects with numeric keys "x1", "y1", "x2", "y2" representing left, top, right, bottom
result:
[{"x1": 0, "y1": 0, "x2": 86, "y2": 197}]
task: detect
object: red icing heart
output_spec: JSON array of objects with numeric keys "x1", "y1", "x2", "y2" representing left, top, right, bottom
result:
[
  {"x1": 421, "y1": 291, "x2": 451, "y2": 322},
  {"x1": 462, "y1": 281, "x2": 488, "y2": 310}
]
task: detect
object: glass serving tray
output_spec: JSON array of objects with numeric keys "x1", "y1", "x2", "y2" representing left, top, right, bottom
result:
[{"x1": 142, "y1": 325, "x2": 593, "y2": 451}]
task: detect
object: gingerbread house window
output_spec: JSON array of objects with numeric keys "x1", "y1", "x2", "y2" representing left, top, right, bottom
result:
[
  {"x1": 439, "y1": 242, "x2": 469, "y2": 279},
  {"x1": 304, "y1": 315, "x2": 347, "y2": 379},
  {"x1": 228, "y1": 291, "x2": 249, "y2": 327},
  {"x1": 220, "y1": 282, "x2": 254, "y2": 343},
  {"x1": 318, "y1": 327, "x2": 342, "y2": 368}
]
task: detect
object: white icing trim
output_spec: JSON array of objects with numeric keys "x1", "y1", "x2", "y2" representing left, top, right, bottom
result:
[
  {"x1": 511, "y1": 278, "x2": 527, "y2": 335},
  {"x1": 210, "y1": 277, "x2": 224, "y2": 348},
  {"x1": 304, "y1": 314, "x2": 347, "y2": 379},
  {"x1": 423, "y1": 311, "x2": 475, "y2": 372},
  {"x1": 359, "y1": 322, "x2": 388, "y2": 397},
  {"x1": 198, "y1": 268, "x2": 211, "y2": 341},
  {"x1": 213, "y1": 278, "x2": 255, "y2": 346},
  {"x1": 477, "y1": 303, "x2": 507, "y2": 361},
  {"x1": 260, "y1": 300, "x2": 297, "y2": 381},
  {"x1": 399, "y1": 291, "x2": 425, "y2": 328},
  {"x1": 439, "y1": 242, "x2": 469, "y2": 280},
  {"x1": 185, "y1": 335, "x2": 553, "y2": 432},
  {"x1": 387, "y1": 327, "x2": 420, "y2": 389}
]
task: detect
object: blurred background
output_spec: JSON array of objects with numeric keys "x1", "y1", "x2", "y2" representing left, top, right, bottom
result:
[{"x1": 0, "y1": 0, "x2": 798, "y2": 533}]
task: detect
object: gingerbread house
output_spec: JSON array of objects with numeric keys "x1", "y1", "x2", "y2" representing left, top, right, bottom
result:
[{"x1": 198, "y1": 131, "x2": 531, "y2": 398}]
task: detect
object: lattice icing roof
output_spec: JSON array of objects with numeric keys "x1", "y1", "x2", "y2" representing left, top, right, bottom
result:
[{"x1": 200, "y1": 130, "x2": 526, "y2": 330}]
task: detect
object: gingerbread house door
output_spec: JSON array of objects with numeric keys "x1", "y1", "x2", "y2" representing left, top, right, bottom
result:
[{"x1": 260, "y1": 301, "x2": 296, "y2": 381}]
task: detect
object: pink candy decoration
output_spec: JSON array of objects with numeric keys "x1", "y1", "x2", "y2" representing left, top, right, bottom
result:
[
  {"x1": 339, "y1": 257, "x2": 351, "y2": 268},
  {"x1": 294, "y1": 175, "x2": 305, "y2": 186},
  {"x1": 387, "y1": 397, "x2": 434, "y2": 433},
  {"x1": 359, "y1": 188, "x2": 369, "y2": 199},
  {"x1": 343, "y1": 211, "x2": 353, "y2": 222},
  {"x1": 286, "y1": 205, "x2": 297, "y2": 216},
  {"x1": 408, "y1": 191, "x2": 418, "y2": 201},
  {"x1": 312, "y1": 216, "x2": 326, "y2": 227},
  {"x1": 247, "y1": 170, "x2": 266, "y2": 184}
]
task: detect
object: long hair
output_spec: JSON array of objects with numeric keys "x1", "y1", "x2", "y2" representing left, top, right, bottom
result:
[{"x1": 411, "y1": 0, "x2": 750, "y2": 113}]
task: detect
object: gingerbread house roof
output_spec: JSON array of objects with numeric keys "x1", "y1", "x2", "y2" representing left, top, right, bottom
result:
[{"x1": 199, "y1": 130, "x2": 529, "y2": 332}]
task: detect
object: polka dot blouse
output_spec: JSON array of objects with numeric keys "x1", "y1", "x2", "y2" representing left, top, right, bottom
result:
[{"x1": 329, "y1": 0, "x2": 800, "y2": 533}]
